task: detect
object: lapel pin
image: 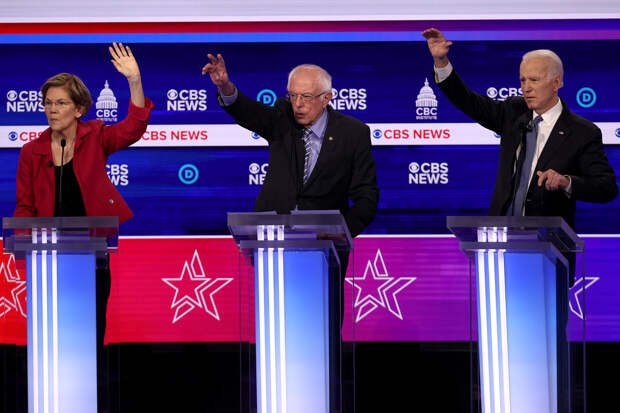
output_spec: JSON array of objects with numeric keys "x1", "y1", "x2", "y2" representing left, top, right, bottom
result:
[
  {"x1": 559, "y1": 131, "x2": 565, "y2": 135},
  {"x1": 328, "y1": 136, "x2": 334, "y2": 141}
]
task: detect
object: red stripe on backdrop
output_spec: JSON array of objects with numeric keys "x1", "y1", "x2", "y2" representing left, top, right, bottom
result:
[{"x1": 0, "y1": 21, "x2": 465, "y2": 35}]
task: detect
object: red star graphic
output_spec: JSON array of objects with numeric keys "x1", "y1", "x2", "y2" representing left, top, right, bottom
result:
[
  {"x1": 0, "y1": 254, "x2": 26, "y2": 318},
  {"x1": 198, "y1": 278, "x2": 233, "y2": 321},
  {"x1": 162, "y1": 260, "x2": 210, "y2": 310},
  {"x1": 162, "y1": 250, "x2": 233, "y2": 323}
]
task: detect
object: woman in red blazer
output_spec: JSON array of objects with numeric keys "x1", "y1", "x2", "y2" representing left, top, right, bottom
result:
[
  {"x1": 12, "y1": 43, "x2": 153, "y2": 411},
  {"x1": 14, "y1": 42, "x2": 153, "y2": 222}
]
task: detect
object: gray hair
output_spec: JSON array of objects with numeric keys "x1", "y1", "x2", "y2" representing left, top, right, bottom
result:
[
  {"x1": 287, "y1": 64, "x2": 332, "y2": 92},
  {"x1": 522, "y1": 49, "x2": 564, "y2": 86}
]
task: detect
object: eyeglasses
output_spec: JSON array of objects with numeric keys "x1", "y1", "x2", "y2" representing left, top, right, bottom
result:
[
  {"x1": 44, "y1": 99, "x2": 74, "y2": 108},
  {"x1": 286, "y1": 92, "x2": 327, "y2": 103}
]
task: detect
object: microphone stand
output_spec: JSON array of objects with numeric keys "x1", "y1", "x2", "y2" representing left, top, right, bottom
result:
[{"x1": 58, "y1": 138, "x2": 66, "y2": 216}]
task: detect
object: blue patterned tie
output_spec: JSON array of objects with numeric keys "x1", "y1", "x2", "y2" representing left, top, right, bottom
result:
[
  {"x1": 302, "y1": 128, "x2": 312, "y2": 184},
  {"x1": 510, "y1": 115, "x2": 543, "y2": 216}
]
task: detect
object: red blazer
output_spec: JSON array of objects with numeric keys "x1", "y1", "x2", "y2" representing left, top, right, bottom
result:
[{"x1": 14, "y1": 98, "x2": 153, "y2": 224}]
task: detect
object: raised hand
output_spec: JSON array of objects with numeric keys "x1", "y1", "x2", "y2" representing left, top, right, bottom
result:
[
  {"x1": 109, "y1": 42, "x2": 141, "y2": 82},
  {"x1": 108, "y1": 42, "x2": 144, "y2": 107},
  {"x1": 202, "y1": 53, "x2": 235, "y2": 95},
  {"x1": 422, "y1": 28, "x2": 453, "y2": 68}
]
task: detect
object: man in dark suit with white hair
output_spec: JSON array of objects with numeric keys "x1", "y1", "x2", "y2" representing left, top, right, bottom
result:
[
  {"x1": 422, "y1": 28, "x2": 617, "y2": 228},
  {"x1": 203, "y1": 53, "x2": 379, "y2": 412},
  {"x1": 423, "y1": 27, "x2": 617, "y2": 412}
]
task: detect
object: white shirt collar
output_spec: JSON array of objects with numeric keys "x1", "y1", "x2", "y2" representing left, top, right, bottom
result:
[{"x1": 534, "y1": 98, "x2": 563, "y2": 127}]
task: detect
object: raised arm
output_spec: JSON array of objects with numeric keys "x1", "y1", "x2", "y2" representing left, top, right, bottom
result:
[
  {"x1": 109, "y1": 42, "x2": 145, "y2": 108},
  {"x1": 421, "y1": 27, "x2": 515, "y2": 134},
  {"x1": 202, "y1": 53, "x2": 282, "y2": 141}
]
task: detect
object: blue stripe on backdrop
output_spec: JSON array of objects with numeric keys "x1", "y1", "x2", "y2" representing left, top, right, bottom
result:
[{"x1": 1, "y1": 40, "x2": 619, "y2": 125}]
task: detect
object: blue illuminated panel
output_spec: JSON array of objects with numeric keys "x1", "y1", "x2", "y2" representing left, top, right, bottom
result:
[{"x1": 26, "y1": 235, "x2": 97, "y2": 413}]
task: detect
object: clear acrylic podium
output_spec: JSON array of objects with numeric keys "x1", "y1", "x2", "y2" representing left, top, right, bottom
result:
[
  {"x1": 447, "y1": 216, "x2": 585, "y2": 413},
  {"x1": 228, "y1": 210, "x2": 353, "y2": 413},
  {"x1": 2, "y1": 216, "x2": 118, "y2": 413}
]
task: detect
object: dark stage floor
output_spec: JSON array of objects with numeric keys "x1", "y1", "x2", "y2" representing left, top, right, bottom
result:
[{"x1": 2, "y1": 341, "x2": 619, "y2": 412}]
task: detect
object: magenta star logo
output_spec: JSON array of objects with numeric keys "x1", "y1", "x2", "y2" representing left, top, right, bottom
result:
[
  {"x1": 0, "y1": 254, "x2": 26, "y2": 318},
  {"x1": 162, "y1": 250, "x2": 233, "y2": 323},
  {"x1": 345, "y1": 249, "x2": 416, "y2": 322}
]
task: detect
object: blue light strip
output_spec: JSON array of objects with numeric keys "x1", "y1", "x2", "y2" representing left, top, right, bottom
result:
[
  {"x1": 476, "y1": 228, "x2": 492, "y2": 412},
  {"x1": 475, "y1": 227, "x2": 563, "y2": 413},
  {"x1": 26, "y1": 229, "x2": 97, "y2": 413},
  {"x1": 486, "y1": 230, "x2": 501, "y2": 412},
  {"x1": 51, "y1": 230, "x2": 59, "y2": 413},
  {"x1": 256, "y1": 226, "x2": 268, "y2": 413},
  {"x1": 276, "y1": 226, "x2": 287, "y2": 413},
  {"x1": 1, "y1": 29, "x2": 619, "y2": 44},
  {"x1": 266, "y1": 225, "x2": 277, "y2": 412},
  {"x1": 496, "y1": 230, "x2": 511, "y2": 413},
  {"x1": 29, "y1": 229, "x2": 39, "y2": 413},
  {"x1": 253, "y1": 225, "x2": 330, "y2": 413}
]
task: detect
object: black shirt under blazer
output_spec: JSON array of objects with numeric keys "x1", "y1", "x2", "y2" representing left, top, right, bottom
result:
[
  {"x1": 436, "y1": 70, "x2": 617, "y2": 229},
  {"x1": 219, "y1": 90, "x2": 379, "y2": 237}
]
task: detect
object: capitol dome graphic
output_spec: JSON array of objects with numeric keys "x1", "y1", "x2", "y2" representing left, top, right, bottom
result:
[
  {"x1": 96, "y1": 80, "x2": 118, "y2": 110},
  {"x1": 415, "y1": 78, "x2": 437, "y2": 108}
]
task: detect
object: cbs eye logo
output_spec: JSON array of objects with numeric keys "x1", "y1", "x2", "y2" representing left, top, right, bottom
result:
[{"x1": 486, "y1": 87, "x2": 498, "y2": 99}]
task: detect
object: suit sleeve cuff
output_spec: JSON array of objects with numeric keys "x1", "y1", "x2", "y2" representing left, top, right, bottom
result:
[
  {"x1": 434, "y1": 62, "x2": 453, "y2": 83},
  {"x1": 128, "y1": 97, "x2": 154, "y2": 122},
  {"x1": 563, "y1": 175, "x2": 573, "y2": 197},
  {"x1": 220, "y1": 88, "x2": 238, "y2": 106}
]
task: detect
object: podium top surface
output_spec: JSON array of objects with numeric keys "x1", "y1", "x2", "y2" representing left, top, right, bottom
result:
[
  {"x1": 227, "y1": 210, "x2": 353, "y2": 250},
  {"x1": 3, "y1": 216, "x2": 118, "y2": 231},
  {"x1": 447, "y1": 216, "x2": 583, "y2": 252},
  {"x1": 2, "y1": 216, "x2": 119, "y2": 255}
]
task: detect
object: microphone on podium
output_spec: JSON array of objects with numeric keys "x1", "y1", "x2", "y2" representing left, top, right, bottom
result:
[{"x1": 58, "y1": 138, "x2": 66, "y2": 216}]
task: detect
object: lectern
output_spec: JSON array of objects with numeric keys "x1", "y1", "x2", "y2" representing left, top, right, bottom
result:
[
  {"x1": 2, "y1": 216, "x2": 118, "y2": 413},
  {"x1": 228, "y1": 210, "x2": 352, "y2": 413},
  {"x1": 448, "y1": 216, "x2": 584, "y2": 413}
]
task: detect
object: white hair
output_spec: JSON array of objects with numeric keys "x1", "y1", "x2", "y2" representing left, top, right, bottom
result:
[
  {"x1": 522, "y1": 49, "x2": 564, "y2": 86},
  {"x1": 287, "y1": 64, "x2": 332, "y2": 92}
]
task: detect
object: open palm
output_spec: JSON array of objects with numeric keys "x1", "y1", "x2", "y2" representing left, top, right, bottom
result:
[
  {"x1": 109, "y1": 42, "x2": 141, "y2": 81},
  {"x1": 422, "y1": 28, "x2": 452, "y2": 60}
]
